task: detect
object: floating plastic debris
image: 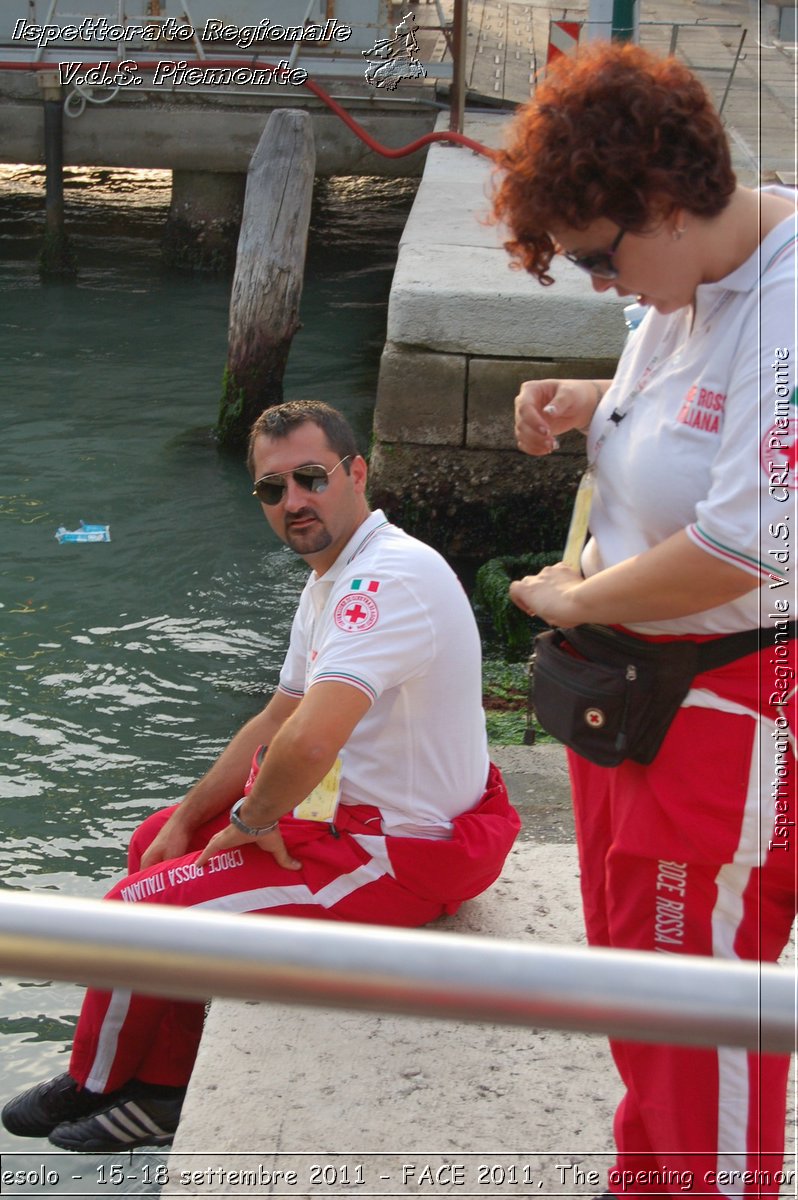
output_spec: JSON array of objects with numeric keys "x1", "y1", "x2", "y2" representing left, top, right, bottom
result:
[{"x1": 55, "y1": 520, "x2": 111, "y2": 544}]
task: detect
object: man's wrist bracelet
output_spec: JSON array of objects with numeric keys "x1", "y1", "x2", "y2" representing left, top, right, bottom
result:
[{"x1": 229, "y1": 797, "x2": 279, "y2": 837}]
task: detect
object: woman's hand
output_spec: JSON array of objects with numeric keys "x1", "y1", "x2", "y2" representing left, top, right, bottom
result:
[
  {"x1": 509, "y1": 563, "x2": 585, "y2": 627},
  {"x1": 515, "y1": 379, "x2": 605, "y2": 455},
  {"x1": 510, "y1": 533, "x2": 760, "y2": 629},
  {"x1": 195, "y1": 823, "x2": 301, "y2": 871}
]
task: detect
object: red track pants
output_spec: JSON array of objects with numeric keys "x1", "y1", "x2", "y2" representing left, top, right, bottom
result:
[
  {"x1": 69, "y1": 763, "x2": 519, "y2": 1093},
  {"x1": 569, "y1": 643, "x2": 796, "y2": 1199}
]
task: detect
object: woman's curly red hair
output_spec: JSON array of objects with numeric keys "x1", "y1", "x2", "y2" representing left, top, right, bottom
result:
[{"x1": 492, "y1": 42, "x2": 735, "y2": 283}]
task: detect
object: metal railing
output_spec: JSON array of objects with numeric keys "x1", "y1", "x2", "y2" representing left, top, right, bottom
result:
[
  {"x1": 0, "y1": 891, "x2": 793, "y2": 1053},
  {"x1": 639, "y1": 20, "x2": 747, "y2": 116},
  {"x1": 545, "y1": 16, "x2": 746, "y2": 117}
]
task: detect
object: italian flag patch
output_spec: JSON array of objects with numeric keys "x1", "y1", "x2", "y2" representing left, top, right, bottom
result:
[{"x1": 350, "y1": 578, "x2": 380, "y2": 593}]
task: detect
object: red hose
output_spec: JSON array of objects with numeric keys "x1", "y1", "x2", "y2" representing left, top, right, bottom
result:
[
  {"x1": 0, "y1": 56, "x2": 497, "y2": 160},
  {"x1": 301, "y1": 75, "x2": 495, "y2": 159}
]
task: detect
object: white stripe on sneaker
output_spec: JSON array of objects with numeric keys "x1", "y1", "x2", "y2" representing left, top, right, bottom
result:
[
  {"x1": 92, "y1": 1101, "x2": 170, "y2": 1143},
  {"x1": 94, "y1": 1112, "x2": 138, "y2": 1143},
  {"x1": 120, "y1": 1101, "x2": 169, "y2": 1136},
  {"x1": 104, "y1": 1108, "x2": 152, "y2": 1139}
]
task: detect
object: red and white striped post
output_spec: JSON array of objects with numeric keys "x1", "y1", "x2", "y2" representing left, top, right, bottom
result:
[{"x1": 545, "y1": 19, "x2": 582, "y2": 72}]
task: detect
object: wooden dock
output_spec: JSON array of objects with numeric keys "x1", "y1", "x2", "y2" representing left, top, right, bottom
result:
[
  {"x1": 414, "y1": 0, "x2": 540, "y2": 109},
  {"x1": 462, "y1": 0, "x2": 537, "y2": 105}
]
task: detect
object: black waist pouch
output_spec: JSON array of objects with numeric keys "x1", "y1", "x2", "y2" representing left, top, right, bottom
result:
[{"x1": 530, "y1": 622, "x2": 795, "y2": 768}]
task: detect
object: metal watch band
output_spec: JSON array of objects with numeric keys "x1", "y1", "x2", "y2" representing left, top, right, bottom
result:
[{"x1": 229, "y1": 796, "x2": 279, "y2": 837}]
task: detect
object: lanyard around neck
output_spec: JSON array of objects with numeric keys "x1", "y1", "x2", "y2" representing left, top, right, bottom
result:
[{"x1": 562, "y1": 286, "x2": 739, "y2": 571}]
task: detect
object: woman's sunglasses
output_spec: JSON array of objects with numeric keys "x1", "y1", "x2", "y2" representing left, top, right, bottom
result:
[
  {"x1": 562, "y1": 228, "x2": 626, "y2": 280},
  {"x1": 252, "y1": 456, "x2": 351, "y2": 506}
]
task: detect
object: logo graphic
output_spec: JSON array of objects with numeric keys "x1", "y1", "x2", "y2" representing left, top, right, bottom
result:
[
  {"x1": 584, "y1": 708, "x2": 606, "y2": 729},
  {"x1": 334, "y1": 593, "x2": 379, "y2": 633},
  {"x1": 362, "y1": 12, "x2": 427, "y2": 91},
  {"x1": 761, "y1": 417, "x2": 798, "y2": 498},
  {"x1": 676, "y1": 384, "x2": 726, "y2": 434}
]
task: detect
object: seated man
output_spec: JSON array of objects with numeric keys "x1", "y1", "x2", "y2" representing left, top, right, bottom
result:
[{"x1": 3, "y1": 400, "x2": 520, "y2": 1153}]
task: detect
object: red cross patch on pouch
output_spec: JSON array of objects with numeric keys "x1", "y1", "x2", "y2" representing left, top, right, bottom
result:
[{"x1": 334, "y1": 593, "x2": 379, "y2": 633}]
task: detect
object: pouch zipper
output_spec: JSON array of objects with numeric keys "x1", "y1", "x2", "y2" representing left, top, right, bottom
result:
[{"x1": 615, "y1": 664, "x2": 637, "y2": 751}]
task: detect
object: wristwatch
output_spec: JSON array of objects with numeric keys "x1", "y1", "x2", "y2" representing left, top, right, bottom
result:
[{"x1": 229, "y1": 797, "x2": 279, "y2": 837}]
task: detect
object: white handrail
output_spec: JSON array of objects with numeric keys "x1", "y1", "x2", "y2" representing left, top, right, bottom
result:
[{"x1": 0, "y1": 891, "x2": 793, "y2": 1052}]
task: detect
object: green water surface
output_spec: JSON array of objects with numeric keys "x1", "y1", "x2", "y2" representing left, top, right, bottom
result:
[{"x1": 0, "y1": 165, "x2": 417, "y2": 1166}]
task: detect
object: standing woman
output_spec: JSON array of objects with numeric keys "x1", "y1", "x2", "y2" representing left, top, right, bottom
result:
[{"x1": 493, "y1": 42, "x2": 796, "y2": 1198}]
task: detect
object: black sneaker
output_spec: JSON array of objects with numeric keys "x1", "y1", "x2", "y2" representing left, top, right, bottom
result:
[
  {"x1": 2, "y1": 1074, "x2": 110, "y2": 1138},
  {"x1": 48, "y1": 1082, "x2": 185, "y2": 1152}
]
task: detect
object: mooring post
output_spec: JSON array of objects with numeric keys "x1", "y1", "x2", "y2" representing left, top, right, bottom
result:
[
  {"x1": 38, "y1": 70, "x2": 76, "y2": 281},
  {"x1": 217, "y1": 109, "x2": 316, "y2": 449}
]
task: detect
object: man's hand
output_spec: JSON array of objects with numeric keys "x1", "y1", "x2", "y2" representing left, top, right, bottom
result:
[
  {"x1": 140, "y1": 816, "x2": 195, "y2": 871},
  {"x1": 139, "y1": 691, "x2": 302, "y2": 871},
  {"x1": 195, "y1": 823, "x2": 301, "y2": 871}
]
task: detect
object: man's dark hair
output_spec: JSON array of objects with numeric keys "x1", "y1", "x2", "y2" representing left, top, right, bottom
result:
[{"x1": 247, "y1": 401, "x2": 360, "y2": 476}]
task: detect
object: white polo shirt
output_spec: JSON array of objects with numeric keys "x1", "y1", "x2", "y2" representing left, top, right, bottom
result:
[
  {"x1": 278, "y1": 510, "x2": 490, "y2": 837},
  {"x1": 582, "y1": 189, "x2": 797, "y2": 635}
]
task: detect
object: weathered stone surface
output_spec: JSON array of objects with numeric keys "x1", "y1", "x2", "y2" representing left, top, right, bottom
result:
[
  {"x1": 368, "y1": 440, "x2": 586, "y2": 561},
  {"x1": 467, "y1": 357, "x2": 619, "y2": 449},
  {"x1": 168, "y1": 839, "x2": 623, "y2": 1186},
  {"x1": 387, "y1": 243, "x2": 628, "y2": 357},
  {"x1": 375, "y1": 344, "x2": 466, "y2": 445},
  {"x1": 398, "y1": 138, "x2": 500, "y2": 250}
]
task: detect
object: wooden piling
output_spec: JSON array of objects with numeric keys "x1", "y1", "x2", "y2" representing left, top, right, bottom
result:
[
  {"x1": 38, "y1": 72, "x2": 76, "y2": 281},
  {"x1": 162, "y1": 171, "x2": 246, "y2": 274},
  {"x1": 217, "y1": 110, "x2": 316, "y2": 449}
]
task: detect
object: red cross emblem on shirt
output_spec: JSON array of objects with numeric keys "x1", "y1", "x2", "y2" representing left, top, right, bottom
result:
[{"x1": 334, "y1": 592, "x2": 379, "y2": 633}]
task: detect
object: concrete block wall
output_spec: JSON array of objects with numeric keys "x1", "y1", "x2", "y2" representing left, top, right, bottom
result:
[{"x1": 375, "y1": 349, "x2": 620, "y2": 451}]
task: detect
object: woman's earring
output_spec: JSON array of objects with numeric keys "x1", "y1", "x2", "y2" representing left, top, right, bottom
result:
[{"x1": 672, "y1": 225, "x2": 686, "y2": 241}]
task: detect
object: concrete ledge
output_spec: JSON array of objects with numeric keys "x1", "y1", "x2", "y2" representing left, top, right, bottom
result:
[
  {"x1": 167, "y1": 847, "x2": 797, "y2": 1196},
  {"x1": 386, "y1": 243, "x2": 626, "y2": 358},
  {"x1": 167, "y1": 842, "x2": 623, "y2": 1196},
  {"x1": 385, "y1": 114, "x2": 628, "y2": 359},
  {"x1": 0, "y1": 96, "x2": 435, "y2": 177}
]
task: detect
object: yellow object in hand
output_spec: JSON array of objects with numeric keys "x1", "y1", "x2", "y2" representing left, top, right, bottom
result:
[{"x1": 562, "y1": 465, "x2": 595, "y2": 572}]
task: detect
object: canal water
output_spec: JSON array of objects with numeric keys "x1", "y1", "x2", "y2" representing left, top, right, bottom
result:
[{"x1": 0, "y1": 164, "x2": 418, "y2": 1172}]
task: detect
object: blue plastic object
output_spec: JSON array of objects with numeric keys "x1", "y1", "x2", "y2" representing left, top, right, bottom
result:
[
  {"x1": 55, "y1": 520, "x2": 111, "y2": 544},
  {"x1": 623, "y1": 301, "x2": 648, "y2": 332}
]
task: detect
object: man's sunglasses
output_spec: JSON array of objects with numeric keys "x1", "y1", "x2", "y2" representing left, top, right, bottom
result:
[
  {"x1": 252, "y1": 456, "x2": 351, "y2": 506},
  {"x1": 562, "y1": 228, "x2": 626, "y2": 280}
]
